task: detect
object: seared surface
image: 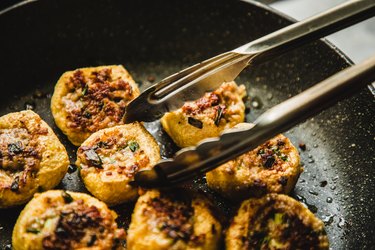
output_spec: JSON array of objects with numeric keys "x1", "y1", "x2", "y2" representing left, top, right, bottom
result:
[
  {"x1": 127, "y1": 189, "x2": 222, "y2": 250},
  {"x1": 51, "y1": 65, "x2": 140, "y2": 146},
  {"x1": 206, "y1": 123, "x2": 301, "y2": 201},
  {"x1": 226, "y1": 194, "x2": 329, "y2": 250},
  {"x1": 12, "y1": 190, "x2": 125, "y2": 250},
  {"x1": 0, "y1": 111, "x2": 69, "y2": 208},
  {"x1": 161, "y1": 81, "x2": 246, "y2": 147},
  {"x1": 76, "y1": 123, "x2": 160, "y2": 205}
]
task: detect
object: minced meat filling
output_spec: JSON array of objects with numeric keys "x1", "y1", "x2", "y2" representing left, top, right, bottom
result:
[
  {"x1": 224, "y1": 136, "x2": 291, "y2": 175},
  {"x1": 42, "y1": 202, "x2": 105, "y2": 249},
  {"x1": 256, "y1": 138, "x2": 290, "y2": 170},
  {"x1": 143, "y1": 193, "x2": 194, "y2": 242},
  {"x1": 63, "y1": 68, "x2": 135, "y2": 133},
  {"x1": 77, "y1": 133, "x2": 149, "y2": 178},
  {"x1": 0, "y1": 125, "x2": 46, "y2": 191},
  {"x1": 245, "y1": 203, "x2": 323, "y2": 249},
  {"x1": 182, "y1": 91, "x2": 227, "y2": 124},
  {"x1": 181, "y1": 82, "x2": 245, "y2": 127}
]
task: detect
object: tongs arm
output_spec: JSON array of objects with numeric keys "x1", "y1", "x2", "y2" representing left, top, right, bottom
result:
[
  {"x1": 124, "y1": 0, "x2": 375, "y2": 123},
  {"x1": 135, "y1": 55, "x2": 375, "y2": 187}
]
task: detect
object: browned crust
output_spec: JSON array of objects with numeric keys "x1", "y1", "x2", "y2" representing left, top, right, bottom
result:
[
  {"x1": 0, "y1": 111, "x2": 69, "y2": 208},
  {"x1": 51, "y1": 65, "x2": 140, "y2": 146},
  {"x1": 12, "y1": 190, "x2": 126, "y2": 250},
  {"x1": 161, "y1": 81, "x2": 246, "y2": 147},
  {"x1": 206, "y1": 123, "x2": 301, "y2": 201},
  {"x1": 127, "y1": 189, "x2": 222, "y2": 250},
  {"x1": 226, "y1": 194, "x2": 329, "y2": 250},
  {"x1": 76, "y1": 123, "x2": 160, "y2": 205}
]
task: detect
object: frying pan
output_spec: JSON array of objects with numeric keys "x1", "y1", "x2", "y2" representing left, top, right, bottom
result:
[{"x1": 0, "y1": 0, "x2": 374, "y2": 249}]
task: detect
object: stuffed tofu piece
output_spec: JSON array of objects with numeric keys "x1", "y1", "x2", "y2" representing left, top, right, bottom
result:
[
  {"x1": 76, "y1": 123, "x2": 160, "y2": 206},
  {"x1": 206, "y1": 123, "x2": 301, "y2": 201},
  {"x1": 127, "y1": 189, "x2": 222, "y2": 250},
  {"x1": 226, "y1": 194, "x2": 329, "y2": 250},
  {"x1": 12, "y1": 190, "x2": 126, "y2": 250},
  {"x1": 0, "y1": 111, "x2": 69, "y2": 208},
  {"x1": 51, "y1": 65, "x2": 140, "y2": 146},
  {"x1": 161, "y1": 81, "x2": 246, "y2": 148}
]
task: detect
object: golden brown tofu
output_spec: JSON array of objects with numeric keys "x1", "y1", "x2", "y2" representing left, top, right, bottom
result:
[
  {"x1": 51, "y1": 65, "x2": 140, "y2": 146},
  {"x1": 206, "y1": 123, "x2": 301, "y2": 201},
  {"x1": 0, "y1": 111, "x2": 69, "y2": 208},
  {"x1": 127, "y1": 189, "x2": 222, "y2": 250},
  {"x1": 226, "y1": 194, "x2": 329, "y2": 250},
  {"x1": 161, "y1": 81, "x2": 246, "y2": 148},
  {"x1": 12, "y1": 190, "x2": 126, "y2": 250},
  {"x1": 76, "y1": 123, "x2": 160, "y2": 206}
]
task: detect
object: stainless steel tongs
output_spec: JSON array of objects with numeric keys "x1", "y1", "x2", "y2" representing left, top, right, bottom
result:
[{"x1": 123, "y1": 0, "x2": 375, "y2": 187}]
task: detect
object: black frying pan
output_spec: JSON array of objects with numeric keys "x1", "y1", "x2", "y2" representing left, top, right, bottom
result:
[{"x1": 0, "y1": 0, "x2": 374, "y2": 249}]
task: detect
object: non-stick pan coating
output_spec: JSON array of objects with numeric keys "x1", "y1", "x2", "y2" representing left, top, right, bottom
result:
[{"x1": 0, "y1": 0, "x2": 374, "y2": 249}]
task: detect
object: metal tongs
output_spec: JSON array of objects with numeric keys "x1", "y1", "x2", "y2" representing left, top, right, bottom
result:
[{"x1": 124, "y1": 0, "x2": 375, "y2": 187}]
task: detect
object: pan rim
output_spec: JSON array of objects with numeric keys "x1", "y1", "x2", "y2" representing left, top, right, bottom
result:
[
  {"x1": 0, "y1": 0, "x2": 352, "y2": 68},
  {"x1": 3, "y1": 0, "x2": 372, "y2": 97}
]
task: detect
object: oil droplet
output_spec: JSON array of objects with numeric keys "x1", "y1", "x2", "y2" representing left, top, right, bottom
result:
[
  {"x1": 313, "y1": 144, "x2": 318, "y2": 148},
  {"x1": 308, "y1": 190, "x2": 318, "y2": 196},
  {"x1": 308, "y1": 158, "x2": 315, "y2": 163},
  {"x1": 5, "y1": 245, "x2": 11, "y2": 250},
  {"x1": 250, "y1": 96, "x2": 262, "y2": 109},
  {"x1": 338, "y1": 217, "x2": 346, "y2": 228},
  {"x1": 266, "y1": 93, "x2": 273, "y2": 100},
  {"x1": 322, "y1": 214, "x2": 334, "y2": 226},
  {"x1": 24, "y1": 102, "x2": 35, "y2": 110},
  {"x1": 330, "y1": 185, "x2": 337, "y2": 190},
  {"x1": 326, "y1": 197, "x2": 333, "y2": 203}
]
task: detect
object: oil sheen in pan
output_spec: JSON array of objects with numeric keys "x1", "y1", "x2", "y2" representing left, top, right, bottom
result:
[{"x1": 0, "y1": 63, "x2": 353, "y2": 249}]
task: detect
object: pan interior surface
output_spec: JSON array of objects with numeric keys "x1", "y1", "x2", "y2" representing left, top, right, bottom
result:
[{"x1": 0, "y1": 0, "x2": 374, "y2": 249}]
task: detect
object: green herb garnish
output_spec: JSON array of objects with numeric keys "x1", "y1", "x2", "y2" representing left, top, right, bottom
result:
[
  {"x1": 214, "y1": 105, "x2": 224, "y2": 126},
  {"x1": 8, "y1": 141, "x2": 23, "y2": 155},
  {"x1": 62, "y1": 190, "x2": 73, "y2": 203},
  {"x1": 280, "y1": 155, "x2": 288, "y2": 161},
  {"x1": 26, "y1": 227, "x2": 40, "y2": 234},
  {"x1": 257, "y1": 149, "x2": 265, "y2": 155},
  {"x1": 188, "y1": 117, "x2": 203, "y2": 129},
  {"x1": 85, "y1": 149, "x2": 103, "y2": 168},
  {"x1": 128, "y1": 141, "x2": 139, "y2": 152},
  {"x1": 82, "y1": 84, "x2": 88, "y2": 96}
]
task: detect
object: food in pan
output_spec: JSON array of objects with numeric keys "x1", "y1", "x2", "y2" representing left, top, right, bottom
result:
[
  {"x1": 226, "y1": 194, "x2": 329, "y2": 250},
  {"x1": 127, "y1": 189, "x2": 222, "y2": 250},
  {"x1": 12, "y1": 190, "x2": 126, "y2": 250},
  {"x1": 51, "y1": 65, "x2": 140, "y2": 146},
  {"x1": 76, "y1": 122, "x2": 160, "y2": 206},
  {"x1": 0, "y1": 110, "x2": 69, "y2": 208},
  {"x1": 161, "y1": 81, "x2": 246, "y2": 147},
  {"x1": 206, "y1": 123, "x2": 301, "y2": 201}
]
